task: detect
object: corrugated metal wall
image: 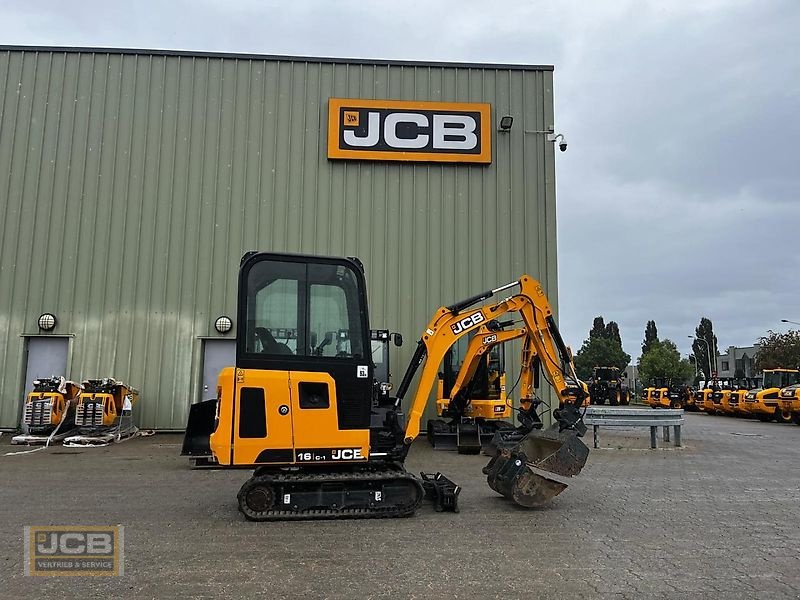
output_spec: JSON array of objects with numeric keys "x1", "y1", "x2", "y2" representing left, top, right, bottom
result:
[{"x1": 0, "y1": 48, "x2": 558, "y2": 429}]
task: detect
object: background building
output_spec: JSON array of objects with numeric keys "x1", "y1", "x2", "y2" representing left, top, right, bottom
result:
[
  {"x1": 0, "y1": 46, "x2": 561, "y2": 429},
  {"x1": 714, "y1": 345, "x2": 760, "y2": 378}
]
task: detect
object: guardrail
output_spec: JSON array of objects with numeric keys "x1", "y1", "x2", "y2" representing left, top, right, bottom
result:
[{"x1": 583, "y1": 407, "x2": 684, "y2": 449}]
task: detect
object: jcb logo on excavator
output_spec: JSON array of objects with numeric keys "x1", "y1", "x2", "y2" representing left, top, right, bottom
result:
[
  {"x1": 328, "y1": 98, "x2": 492, "y2": 163},
  {"x1": 451, "y1": 312, "x2": 485, "y2": 335}
]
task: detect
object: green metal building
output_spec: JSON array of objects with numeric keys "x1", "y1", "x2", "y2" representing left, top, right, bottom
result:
[{"x1": 0, "y1": 46, "x2": 560, "y2": 430}]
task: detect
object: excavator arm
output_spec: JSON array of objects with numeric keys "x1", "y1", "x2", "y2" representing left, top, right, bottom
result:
[
  {"x1": 394, "y1": 275, "x2": 590, "y2": 508},
  {"x1": 395, "y1": 275, "x2": 586, "y2": 445}
]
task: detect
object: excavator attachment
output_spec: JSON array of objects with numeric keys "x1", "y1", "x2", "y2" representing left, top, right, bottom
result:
[
  {"x1": 181, "y1": 399, "x2": 218, "y2": 466},
  {"x1": 483, "y1": 423, "x2": 589, "y2": 507}
]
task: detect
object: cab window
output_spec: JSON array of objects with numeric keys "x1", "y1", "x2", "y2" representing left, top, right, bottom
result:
[{"x1": 244, "y1": 258, "x2": 364, "y2": 360}]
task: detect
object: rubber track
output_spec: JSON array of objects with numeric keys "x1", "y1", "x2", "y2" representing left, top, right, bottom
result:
[{"x1": 237, "y1": 465, "x2": 425, "y2": 521}]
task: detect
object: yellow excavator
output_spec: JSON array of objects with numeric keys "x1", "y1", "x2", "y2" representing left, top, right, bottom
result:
[
  {"x1": 427, "y1": 323, "x2": 517, "y2": 453},
  {"x1": 184, "y1": 252, "x2": 589, "y2": 520}
]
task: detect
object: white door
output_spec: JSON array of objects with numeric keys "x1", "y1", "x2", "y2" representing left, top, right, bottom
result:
[
  {"x1": 201, "y1": 339, "x2": 236, "y2": 401},
  {"x1": 21, "y1": 336, "x2": 70, "y2": 430}
]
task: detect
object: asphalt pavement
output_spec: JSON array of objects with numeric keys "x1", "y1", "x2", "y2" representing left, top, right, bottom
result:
[{"x1": 1, "y1": 412, "x2": 799, "y2": 599}]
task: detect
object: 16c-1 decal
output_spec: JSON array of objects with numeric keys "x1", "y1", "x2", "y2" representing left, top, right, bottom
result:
[{"x1": 328, "y1": 98, "x2": 492, "y2": 163}]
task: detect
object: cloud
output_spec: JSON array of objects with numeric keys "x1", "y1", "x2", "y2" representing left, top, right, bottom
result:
[{"x1": 1, "y1": 0, "x2": 798, "y2": 361}]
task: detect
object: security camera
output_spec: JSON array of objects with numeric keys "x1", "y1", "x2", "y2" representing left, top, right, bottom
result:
[{"x1": 547, "y1": 132, "x2": 568, "y2": 152}]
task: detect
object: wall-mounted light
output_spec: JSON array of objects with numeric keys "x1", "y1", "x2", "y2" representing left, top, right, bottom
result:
[
  {"x1": 38, "y1": 313, "x2": 57, "y2": 331},
  {"x1": 498, "y1": 116, "x2": 514, "y2": 132},
  {"x1": 214, "y1": 316, "x2": 233, "y2": 334}
]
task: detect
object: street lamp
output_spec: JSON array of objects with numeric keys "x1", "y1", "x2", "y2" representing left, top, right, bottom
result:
[
  {"x1": 688, "y1": 335, "x2": 714, "y2": 379},
  {"x1": 781, "y1": 319, "x2": 800, "y2": 326}
]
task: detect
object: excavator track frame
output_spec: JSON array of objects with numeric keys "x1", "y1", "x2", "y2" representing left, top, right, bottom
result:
[{"x1": 237, "y1": 464, "x2": 425, "y2": 521}]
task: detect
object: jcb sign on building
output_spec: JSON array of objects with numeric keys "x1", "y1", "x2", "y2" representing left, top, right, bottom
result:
[{"x1": 328, "y1": 98, "x2": 492, "y2": 163}]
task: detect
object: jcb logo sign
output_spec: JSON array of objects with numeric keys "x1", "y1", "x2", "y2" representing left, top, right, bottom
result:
[
  {"x1": 24, "y1": 526, "x2": 123, "y2": 576},
  {"x1": 451, "y1": 311, "x2": 486, "y2": 335},
  {"x1": 328, "y1": 98, "x2": 491, "y2": 163}
]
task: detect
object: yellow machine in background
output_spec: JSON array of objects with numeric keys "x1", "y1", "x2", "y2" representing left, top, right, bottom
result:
[
  {"x1": 744, "y1": 369, "x2": 800, "y2": 423},
  {"x1": 694, "y1": 380, "x2": 714, "y2": 414},
  {"x1": 778, "y1": 382, "x2": 800, "y2": 424},
  {"x1": 65, "y1": 378, "x2": 140, "y2": 445},
  {"x1": 11, "y1": 377, "x2": 82, "y2": 444},
  {"x1": 648, "y1": 378, "x2": 669, "y2": 408},
  {"x1": 428, "y1": 324, "x2": 515, "y2": 453},
  {"x1": 184, "y1": 252, "x2": 590, "y2": 520},
  {"x1": 720, "y1": 379, "x2": 758, "y2": 416},
  {"x1": 708, "y1": 379, "x2": 733, "y2": 414},
  {"x1": 657, "y1": 381, "x2": 693, "y2": 409},
  {"x1": 588, "y1": 367, "x2": 630, "y2": 406},
  {"x1": 644, "y1": 384, "x2": 656, "y2": 407}
]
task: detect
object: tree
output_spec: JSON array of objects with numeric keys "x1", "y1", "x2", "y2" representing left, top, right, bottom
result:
[
  {"x1": 574, "y1": 336, "x2": 631, "y2": 380},
  {"x1": 755, "y1": 330, "x2": 800, "y2": 371},
  {"x1": 641, "y1": 320, "x2": 659, "y2": 356},
  {"x1": 692, "y1": 317, "x2": 719, "y2": 378},
  {"x1": 589, "y1": 316, "x2": 606, "y2": 339},
  {"x1": 605, "y1": 321, "x2": 622, "y2": 345},
  {"x1": 637, "y1": 339, "x2": 694, "y2": 385},
  {"x1": 588, "y1": 316, "x2": 622, "y2": 345}
]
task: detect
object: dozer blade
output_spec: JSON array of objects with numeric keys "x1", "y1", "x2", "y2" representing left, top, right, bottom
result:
[
  {"x1": 483, "y1": 425, "x2": 589, "y2": 506},
  {"x1": 181, "y1": 399, "x2": 217, "y2": 457}
]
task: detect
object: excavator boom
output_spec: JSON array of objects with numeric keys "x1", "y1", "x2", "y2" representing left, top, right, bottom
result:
[{"x1": 395, "y1": 275, "x2": 589, "y2": 506}]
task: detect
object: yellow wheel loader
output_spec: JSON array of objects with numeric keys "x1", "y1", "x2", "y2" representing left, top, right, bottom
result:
[
  {"x1": 648, "y1": 378, "x2": 669, "y2": 408},
  {"x1": 744, "y1": 369, "x2": 800, "y2": 423},
  {"x1": 643, "y1": 384, "x2": 656, "y2": 407},
  {"x1": 658, "y1": 381, "x2": 692, "y2": 409},
  {"x1": 778, "y1": 382, "x2": 800, "y2": 424},
  {"x1": 11, "y1": 377, "x2": 82, "y2": 445},
  {"x1": 183, "y1": 252, "x2": 589, "y2": 520}
]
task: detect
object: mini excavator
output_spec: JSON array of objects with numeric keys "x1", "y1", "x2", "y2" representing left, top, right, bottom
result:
[
  {"x1": 428, "y1": 323, "x2": 519, "y2": 453},
  {"x1": 183, "y1": 252, "x2": 589, "y2": 520}
]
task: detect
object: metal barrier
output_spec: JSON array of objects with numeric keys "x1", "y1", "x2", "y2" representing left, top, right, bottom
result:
[{"x1": 583, "y1": 407, "x2": 684, "y2": 449}]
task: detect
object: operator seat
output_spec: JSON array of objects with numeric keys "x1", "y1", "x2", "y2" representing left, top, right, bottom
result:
[{"x1": 255, "y1": 327, "x2": 293, "y2": 355}]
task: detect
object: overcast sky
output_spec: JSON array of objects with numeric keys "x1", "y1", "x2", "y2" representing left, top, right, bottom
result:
[{"x1": 3, "y1": 0, "x2": 798, "y2": 359}]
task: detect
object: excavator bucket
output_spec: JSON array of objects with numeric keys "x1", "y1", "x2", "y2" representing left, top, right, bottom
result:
[{"x1": 483, "y1": 425, "x2": 589, "y2": 507}]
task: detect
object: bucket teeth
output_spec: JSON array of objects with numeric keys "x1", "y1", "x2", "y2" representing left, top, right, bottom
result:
[{"x1": 484, "y1": 425, "x2": 589, "y2": 507}]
